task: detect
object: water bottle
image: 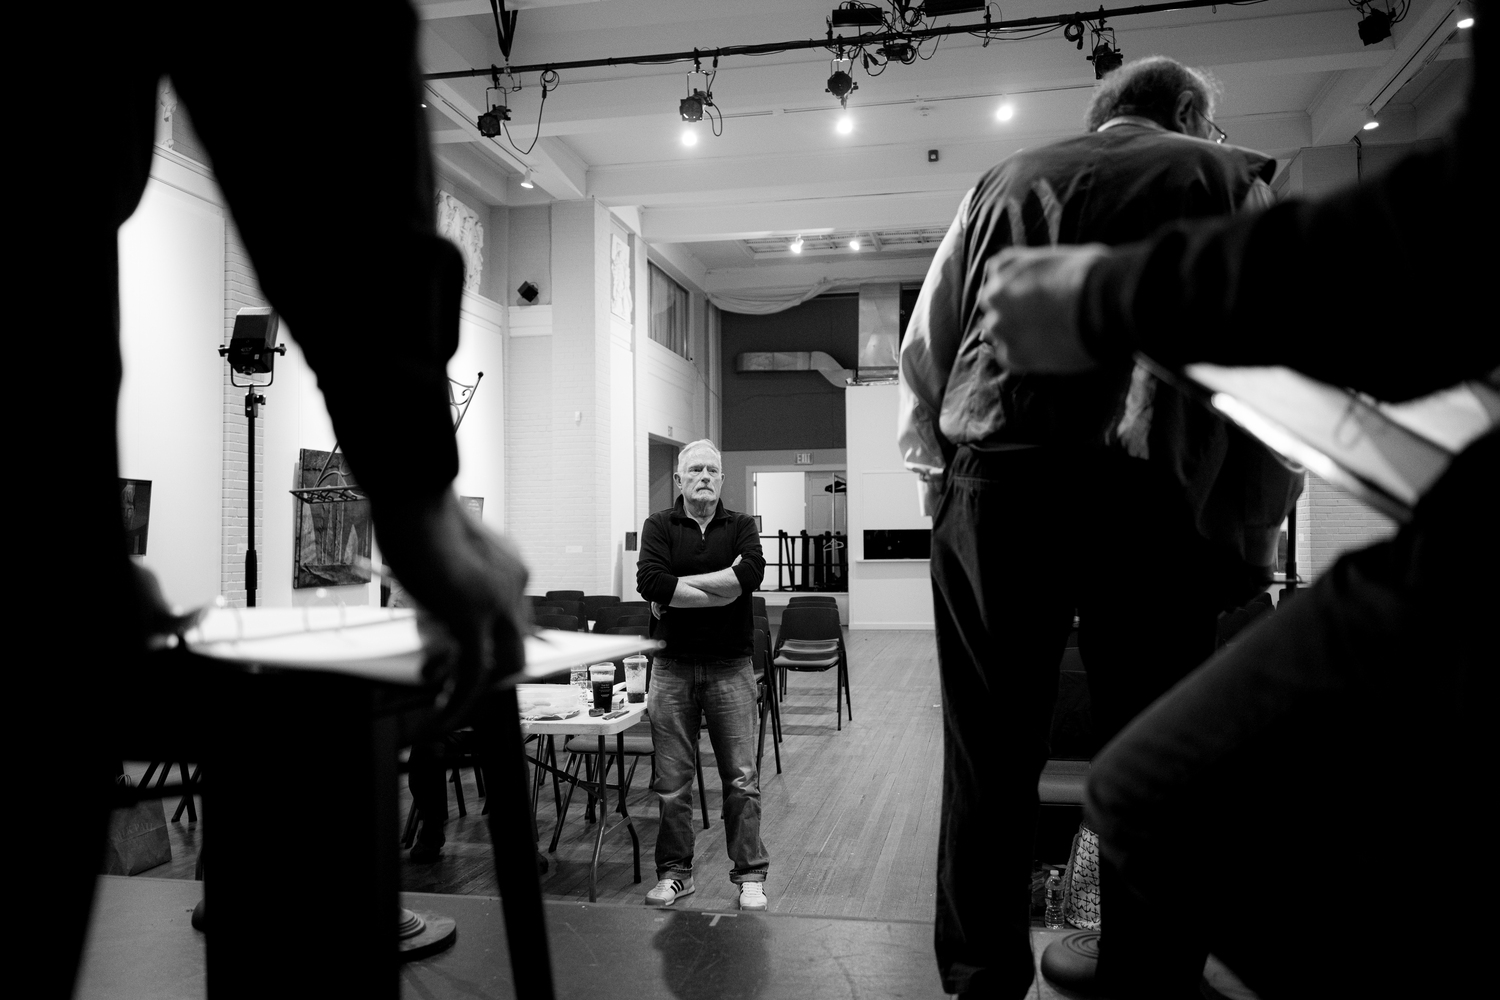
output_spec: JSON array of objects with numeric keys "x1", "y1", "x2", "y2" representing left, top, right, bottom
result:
[{"x1": 1044, "y1": 869, "x2": 1066, "y2": 929}]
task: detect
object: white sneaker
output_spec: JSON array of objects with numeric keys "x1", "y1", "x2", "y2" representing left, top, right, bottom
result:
[
  {"x1": 646, "y1": 876, "x2": 695, "y2": 907},
  {"x1": 738, "y1": 881, "x2": 767, "y2": 911}
]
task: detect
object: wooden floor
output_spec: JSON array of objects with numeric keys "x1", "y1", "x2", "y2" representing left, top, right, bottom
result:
[{"x1": 127, "y1": 629, "x2": 945, "y2": 922}]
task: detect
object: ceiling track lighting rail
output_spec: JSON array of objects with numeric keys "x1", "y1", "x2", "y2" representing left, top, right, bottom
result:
[{"x1": 421, "y1": 0, "x2": 1261, "y2": 83}]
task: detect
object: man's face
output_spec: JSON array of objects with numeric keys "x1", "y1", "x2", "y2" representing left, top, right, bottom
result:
[{"x1": 675, "y1": 449, "x2": 724, "y2": 506}]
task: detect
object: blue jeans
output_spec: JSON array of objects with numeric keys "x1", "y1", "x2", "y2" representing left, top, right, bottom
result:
[{"x1": 649, "y1": 656, "x2": 769, "y2": 883}]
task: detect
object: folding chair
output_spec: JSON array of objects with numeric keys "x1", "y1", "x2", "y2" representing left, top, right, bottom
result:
[{"x1": 534, "y1": 613, "x2": 583, "y2": 632}]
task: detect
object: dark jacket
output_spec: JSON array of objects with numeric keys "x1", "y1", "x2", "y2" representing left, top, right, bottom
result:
[{"x1": 636, "y1": 497, "x2": 766, "y2": 659}]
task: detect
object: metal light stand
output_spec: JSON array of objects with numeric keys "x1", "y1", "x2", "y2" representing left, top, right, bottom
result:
[{"x1": 218, "y1": 336, "x2": 285, "y2": 608}]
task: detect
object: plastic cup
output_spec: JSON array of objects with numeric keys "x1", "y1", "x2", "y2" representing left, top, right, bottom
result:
[
  {"x1": 570, "y1": 665, "x2": 590, "y2": 707},
  {"x1": 589, "y1": 663, "x2": 616, "y2": 715},
  {"x1": 624, "y1": 655, "x2": 648, "y2": 703}
]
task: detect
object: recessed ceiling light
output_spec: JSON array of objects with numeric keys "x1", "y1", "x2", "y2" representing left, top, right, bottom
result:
[
  {"x1": 420, "y1": 101, "x2": 428, "y2": 108},
  {"x1": 995, "y1": 102, "x2": 1015, "y2": 121},
  {"x1": 681, "y1": 128, "x2": 698, "y2": 146},
  {"x1": 1457, "y1": 16, "x2": 1474, "y2": 28},
  {"x1": 1362, "y1": 119, "x2": 1380, "y2": 130},
  {"x1": 790, "y1": 236, "x2": 804, "y2": 254},
  {"x1": 849, "y1": 238, "x2": 861, "y2": 250},
  {"x1": 836, "y1": 116, "x2": 854, "y2": 135}
]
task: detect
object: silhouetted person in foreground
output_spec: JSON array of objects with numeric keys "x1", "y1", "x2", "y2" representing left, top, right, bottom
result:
[
  {"x1": 23, "y1": 5, "x2": 528, "y2": 995},
  {"x1": 977, "y1": 7, "x2": 1495, "y2": 997}
]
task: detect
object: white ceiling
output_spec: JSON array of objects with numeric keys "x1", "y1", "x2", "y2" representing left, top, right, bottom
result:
[{"x1": 414, "y1": 0, "x2": 1474, "y2": 294}]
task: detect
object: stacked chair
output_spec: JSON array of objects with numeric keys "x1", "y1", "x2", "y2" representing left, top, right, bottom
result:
[{"x1": 773, "y1": 604, "x2": 852, "y2": 730}]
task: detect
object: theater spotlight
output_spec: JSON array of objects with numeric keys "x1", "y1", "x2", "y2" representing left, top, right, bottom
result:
[
  {"x1": 827, "y1": 55, "x2": 858, "y2": 109},
  {"x1": 680, "y1": 92, "x2": 704, "y2": 121},
  {"x1": 1357, "y1": 4, "x2": 1393, "y2": 45},
  {"x1": 1087, "y1": 22, "x2": 1123, "y2": 79},
  {"x1": 790, "y1": 236, "x2": 804, "y2": 254},
  {"x1": 477, "y1": 104, "x2": 509, "y2": 137}
]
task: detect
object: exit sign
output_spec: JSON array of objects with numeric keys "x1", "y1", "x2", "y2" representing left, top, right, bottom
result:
[{"x1": 795, "y1": 452, "x2": 812, "y2": 465}]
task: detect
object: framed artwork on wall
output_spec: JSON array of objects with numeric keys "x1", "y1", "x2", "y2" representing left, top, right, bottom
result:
[
  {"x1": 120, "y1": 479, "x2": 152, "y2": 556},
  {"x1": 293, "y1": 448, "x2": 372, "y2": 588},
  {"x1": 610, "y1": 233, "x2": 632, "y2": 321}
]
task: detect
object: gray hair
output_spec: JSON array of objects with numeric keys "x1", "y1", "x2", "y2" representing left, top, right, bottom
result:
[
  {"x1": 1084, "y1": 56, "x2": 1221, "y2": 132},
  {"x1": 676, "y1": 439, "x2": 722, "y2": 471}
]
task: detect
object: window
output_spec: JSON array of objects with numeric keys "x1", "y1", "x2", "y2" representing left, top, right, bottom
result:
[{"x1": 648, "y1": 262, "x2": 690, "y2": 358}]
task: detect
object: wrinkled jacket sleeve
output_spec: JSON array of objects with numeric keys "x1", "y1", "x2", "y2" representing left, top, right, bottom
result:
[
  {"x1": 635, "y1": 514, "x2": 678, "y2": 604},
  {"x1": 731, "y1": 514, "x2": 766, "y2": 595},
  {"x1": 1078, "y1": 125, "x2": 1497, "y2": 400},
  {"x1": 898, "y1": 189, "x2": 973, "y2": 481}
]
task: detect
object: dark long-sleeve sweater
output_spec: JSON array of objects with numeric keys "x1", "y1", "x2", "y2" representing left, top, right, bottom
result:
[{"x1": 636, "y1": 497, "x2": 766, "y2": 659}]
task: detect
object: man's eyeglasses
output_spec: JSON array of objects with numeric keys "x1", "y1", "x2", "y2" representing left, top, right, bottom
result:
[{"x1": 1200, "y1": 109, "x2": 1227, "y2": 144}]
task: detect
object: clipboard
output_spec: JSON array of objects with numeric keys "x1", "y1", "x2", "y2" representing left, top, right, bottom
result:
[{"x1": 1151, "y1": 357, "x2": 1500, "y2": 523}]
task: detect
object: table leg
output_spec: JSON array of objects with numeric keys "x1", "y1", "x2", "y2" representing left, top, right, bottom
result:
[
  {"x1": 477, "y1": 689, "x2": 557, "y2": 1000},
  {"x1": 589, "y1": 734, "x2": 609, "y2": 902},
  {"x1": 617, "y1": 732, "x2": 640, "y2": 884}
]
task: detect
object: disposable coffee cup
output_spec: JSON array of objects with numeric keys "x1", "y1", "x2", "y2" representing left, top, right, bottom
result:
[
  {"x1": 624, "y1": 655, "x2": 648, "y2": 703},
  {"x1": 589, "y1": 663, "x2": 615, "y2": 715}
]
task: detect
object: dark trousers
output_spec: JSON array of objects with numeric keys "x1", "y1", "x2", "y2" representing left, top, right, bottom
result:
[
  {"x1": 929, "y1": 445, "x2": 1221, "y2": 997},
  {"x1": 1087, "y1": 430, "x2": 1498, "y2": 999}
]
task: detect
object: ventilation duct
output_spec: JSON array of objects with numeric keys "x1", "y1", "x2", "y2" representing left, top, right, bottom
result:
[
  {"x1": 735, "y1": 350, "x2": 852, "y2": 388},
  {"x1": 855, "y1": 283, "x2": 901, "y2": 384}
]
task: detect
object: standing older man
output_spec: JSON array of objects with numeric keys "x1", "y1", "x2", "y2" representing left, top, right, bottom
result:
[
  {"x1": 898, "y1": 57, "x2": 1300, "y2": 998},
  {"x1": 636, "y1": 439, "x2": 770, "y2": 910}
]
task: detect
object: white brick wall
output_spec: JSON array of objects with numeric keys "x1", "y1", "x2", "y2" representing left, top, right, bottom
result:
[{"x1": 1298, "y1": 472, "x2": 1398, "y2": 582}]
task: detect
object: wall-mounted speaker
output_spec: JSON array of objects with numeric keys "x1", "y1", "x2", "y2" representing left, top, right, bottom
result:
[{"x1": 517, "y1": 281, "x2": 539, "y2": 303}]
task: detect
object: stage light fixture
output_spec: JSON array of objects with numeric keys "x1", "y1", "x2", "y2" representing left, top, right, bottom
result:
[
  {"x1": 830, "y1": 5, "x2": 886, "y2": 28},
  {"x1": 790, "y1": 236, "x2": 804, "y2": 254},
  {"x1": 519, "y1": 169, "x2": 535, "y2": 189},
  {"x1": 996, "y1": 101, "x2": 1015, "y2": 121},
  {"x1": 1357, "y1": 6, "x2": 1393, "y2": 45},
  {"x1": 478, "y1": 104, "x2": 510, "y2": 138},
  {"x1": 827, "y1": 69, "x2": 858, "y2": 109},
  {"x1": 681, "y1": 127, "x2": 699, "y2": 146},
  {"x1": 680, "y1": 93, "x2": 704, "y2": 122},
  {"x1": 836, "y1": 115, "x2": 854, "y2": 135},
  {"x1": 1457, "y1": 15, "x2": 1474, "y2": 27}
]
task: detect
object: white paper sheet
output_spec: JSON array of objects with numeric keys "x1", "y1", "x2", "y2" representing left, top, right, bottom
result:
[{"x1": 184, "y1": 606, "x2": 659, "y2": 685}]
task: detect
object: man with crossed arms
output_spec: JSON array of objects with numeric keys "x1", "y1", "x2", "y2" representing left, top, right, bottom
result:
[{"x1": 636, "y1": 439, "x2": 770, "y2": 910}]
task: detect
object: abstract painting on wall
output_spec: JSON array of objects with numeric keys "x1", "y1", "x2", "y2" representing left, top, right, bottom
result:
[
  {"x1": 293, "y1": 448, "x2": 372, "y2": 588},
  {"x1": 120, "y1": 479, "x2": 152, "y2": 555}
]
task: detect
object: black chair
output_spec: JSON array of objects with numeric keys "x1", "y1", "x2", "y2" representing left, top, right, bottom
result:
[
  {"x1": 545, "y1": 590, "x2": 585, "y2": 604},
  {"x1": 787, "y1": 595, "x2": 838, "y2": 607},
  {"x1": 531, "y1": 603, "x2": 564, "y2": 618},
  {"x1": 399, "y1": 736, "x2": 489, "y2": 848},
  {"x1": 580, "y1": 595, "x2": 621, "y2": 621},
  {"x1": 594, "y1": 605, "x2": 650, "y2": 632},
  {"x1": 534, "y1": 613, "x2": 583, "y2": 632},
  {"x1": 753, "y1": 628, "x2": 782, "y2": 774},
  {"x1": 549, "y1": 600, "x2": 586, "y2": 621},
  {"x1": 751, "y1": 596, "x2": 768, "y2": 618},
  {"x1": 774, "y1": 605, "x2": 851, "y2": 730}
]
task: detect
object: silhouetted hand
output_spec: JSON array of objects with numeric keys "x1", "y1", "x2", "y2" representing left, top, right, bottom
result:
[
  {"x1": 977, "y1": 244, "x2": 1110, "y2": 374},
  {"x1": 375, "y1": 490, "x2": 529, "y2": 727}
]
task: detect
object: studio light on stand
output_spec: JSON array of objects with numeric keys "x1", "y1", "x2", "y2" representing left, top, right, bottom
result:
[{"x1": 219, "y1": 307, "x2": 286, "y2": 608}]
